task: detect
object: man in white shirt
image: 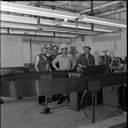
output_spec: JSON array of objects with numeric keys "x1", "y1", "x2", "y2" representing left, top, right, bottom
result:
[
  {"x1": 52, "y1": 43, "x2": 74, "y2": 104},
  {"x1": 52, "y1": 43, "x2": 74, "y2": 71}
]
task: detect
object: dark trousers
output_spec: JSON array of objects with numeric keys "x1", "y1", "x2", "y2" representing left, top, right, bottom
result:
[{"x1": 38, "y1": 96, "x2": 45, "y2": 104}]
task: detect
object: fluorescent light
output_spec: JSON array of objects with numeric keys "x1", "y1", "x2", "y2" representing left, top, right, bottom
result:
[
  {"x1": 1, "y1": 2, "x2": 126, "y2": 29},
  {"x1": 1, "y1": 14, "x2": 57, "y2": 26},
  {"x1": 56, "y1": 34, "x2": 76, "y2": 38},
  {"x1": 1, "y1": 28, "x2": 53, "y2": 36},
  {"x1": 79, "y1": 15, "x2": 126, "y2": 29},
  {"x1": 1, "y1": 21, "x2": 38, "y2": 30},
  {"x1": 1, "y1": 28, "x2": 76, "y2": 38},
  {"x1": 1, "y1": 14, "x2": 116, "y2": 33},
  {"x1": 62, "y1": 22, "x2": 115, "y2": 32},
  {"x1": 1, "y1": 21, "x2": 98, "y2": 35},
  {"x1": 1, "y1": 1, "x2": 79, "y2": 20},
  {"x1": 62, "y1": 22, "x2": 91, "y2": 30},
  {"x1": 1, "y1": 14, "x2": 37, "y2": 24}
]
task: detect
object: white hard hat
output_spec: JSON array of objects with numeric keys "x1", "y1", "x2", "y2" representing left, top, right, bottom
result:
[{"x1": 59, "y1": 43, "x2": 68, "y2": 50}]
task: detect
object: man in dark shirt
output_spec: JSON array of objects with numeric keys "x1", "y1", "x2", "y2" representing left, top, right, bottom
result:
[
  {"x1": 77, "y1": 45, "x2": 95, "y2": 70},
  {"x1": 48, "y1": 45, "x2": 59, "y2": 71}
]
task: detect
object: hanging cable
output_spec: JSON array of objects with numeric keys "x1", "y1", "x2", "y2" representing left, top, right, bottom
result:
[
  {"x1": 80, "y1": 90, "x2": 92, "y2": 119},
  {"x1": 80, "y1": 90, "x2": 87, "y2": 105}
]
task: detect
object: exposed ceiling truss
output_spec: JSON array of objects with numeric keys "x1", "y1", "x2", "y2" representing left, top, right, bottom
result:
[{"x1": 0, "y1": 1, "x2": 127, "y2": 39}]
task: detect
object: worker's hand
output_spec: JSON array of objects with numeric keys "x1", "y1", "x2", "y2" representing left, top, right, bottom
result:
[
  {"x1": 77, "y1": 65, "x2": 82, "y2": 72},
  {"x1": 56, "y1": 68, "x2": 60, "y2": 71},
  {"x1": 81, "y1": 65, "x2": 87, "y2": 68}
]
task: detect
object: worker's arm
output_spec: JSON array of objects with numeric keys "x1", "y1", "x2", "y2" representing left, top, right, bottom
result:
[
  {"x1": 52, "y1": 56, "x2": 60, "y2": 71},
  {"x1": 77, "y1": 55, "x2": 86, "y2": 69},
  {"x1": 92, "y1": 55, "x2": 95, "y2": 65},
  {"x1": 70, "y1": 56, "x2": 76, "y2": 70},
  {"x1": 34, "y1": 56, "x2": 39, "y2": 72}
]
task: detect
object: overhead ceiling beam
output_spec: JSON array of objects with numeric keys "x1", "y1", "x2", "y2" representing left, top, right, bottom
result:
[
  {"x1": 1, "y1": 1, "x2": 126, "y2": 29},
  {"x1": 96, "y1": 7, "x2": 127, "y2": 17},
  {"x1": 48, "y1": 1, "x2": 70, "y2": 8},
  {"x1": 79, "y1": 1, "x2": 123, "y2": 14},
  {"x1": 1, "y1": 33, "x2": 77, "y2": 38}
]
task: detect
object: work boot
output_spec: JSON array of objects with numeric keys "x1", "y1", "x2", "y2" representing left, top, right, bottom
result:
[
  {"x1": 38, "y1": 96, "x2": 45, "y2": 104},
  {"x1": 57, "y1": 95, "x2": 64, "y2": 105}
]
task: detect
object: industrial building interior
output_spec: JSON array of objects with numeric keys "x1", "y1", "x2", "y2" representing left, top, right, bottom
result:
[{"x1": 0, "y1": 1, "x2": 127, "y2": 128}]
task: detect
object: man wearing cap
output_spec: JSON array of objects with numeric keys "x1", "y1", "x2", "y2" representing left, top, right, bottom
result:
[
  {"x1": 77, "y1": 45, "x2": 95, "y2": 70},
  {"x1": 34, "y1": 45, "x2": 50, "y2": 104}
]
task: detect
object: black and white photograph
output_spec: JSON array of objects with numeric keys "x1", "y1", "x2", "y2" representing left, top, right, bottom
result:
[{"x1": 0, "y1": 1, "x2": 127, "y2": 128}]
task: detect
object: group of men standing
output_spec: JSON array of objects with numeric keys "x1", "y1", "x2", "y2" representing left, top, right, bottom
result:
[{"x1": 34, "y1": 43, "x2": 95, "y2": 104}]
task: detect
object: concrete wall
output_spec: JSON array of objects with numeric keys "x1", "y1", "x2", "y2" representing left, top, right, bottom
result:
[
  {"x1": 1, "y1": 36, "x2": 72, "y2": 67},
  {"x1": 1, "y1": 35, "x2": 30, "y2": 67}
]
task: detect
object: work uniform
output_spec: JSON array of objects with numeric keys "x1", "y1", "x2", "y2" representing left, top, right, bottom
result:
[{"x1": 77, "y1": 53, "x2": 95, "y2": 66}]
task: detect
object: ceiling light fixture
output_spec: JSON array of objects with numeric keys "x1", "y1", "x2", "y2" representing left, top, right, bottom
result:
[
  {"x1": 78, "y1": 15, "x2": 126, "y2": 29},
  {"x1": 1, "y1": 1, "x2": 126, "y2": 29},
  {"x1": 1, "y1": 14, "x2": 116, "y2": 33},
  {"x1": 1, "y1": 21, "x2": 98, "y2": 35},
  {"x1": 1, "y1": 28, "x2": 76, "y2": 38},
  {"x1": 1, "y1": 1, "x2": 79, "y2": 20}
]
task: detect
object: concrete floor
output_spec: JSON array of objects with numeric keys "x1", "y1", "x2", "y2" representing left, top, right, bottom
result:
[{"x1": 1, "y1": 97, "x2": 125, "y2": 128}]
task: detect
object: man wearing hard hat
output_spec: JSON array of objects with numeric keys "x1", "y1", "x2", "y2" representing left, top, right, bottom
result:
[
  {"x1": 77, "y1": 45, "x2": 95, "y2": 70},
  {"x1": 34, "y1": 44, "x2": 50, "y2": 104},
  {"x1": 34, "y1": 44, "x2": 50, "y2": 72},
  {"x1": 52, "y1": 43, "x2": 74, "y2": 71},
  {"x1": 52, "y1": 43, "x2": 74, "y2": 104}
]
